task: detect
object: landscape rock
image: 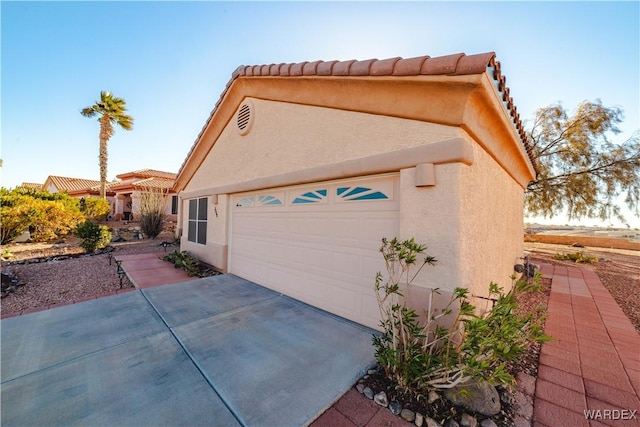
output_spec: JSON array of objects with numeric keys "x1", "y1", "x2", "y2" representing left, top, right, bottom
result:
[
  {"x1": 428, "y1": 390, "x2": 440, "y2": 404},
  {"x1": 363, "y1": 387, "x2": 374, "y2": 399},
  {"x1": 444, "y1": 418, "x2": 459, "y2": 427},
  {"x1": 356, "y1": 383, "x2": 365, "y2": 394},
  {"x1": 415, "y1": 412, "x2": 424, "y2": 427},
  {"x1": 459, "y1": 413, "x2": 478, "y2": 427},
  {"x1": 444, "y1": 382, "x2": 501, "y2": 417},
  {"x1": 389, "y1": 401, "x2": 402, "y2": 415},
  {"x1": 425, "y1": 418, "x2": 442, "y2": 427},
  {"x1": 374, "y1": 391, "x2": 388, "y2": 407},
  {"x1": 479, "y1": 419, "x2": 498, "y2": 427},
  {"x1": 401, "y1": 408, "x2": 416, "y2": 422},
  {"x1": 513, "y1": 390, "x2": 533, "y2": 419},
  {"x1": 515, "y1": 372, "x2": 536, "y2": 396}
]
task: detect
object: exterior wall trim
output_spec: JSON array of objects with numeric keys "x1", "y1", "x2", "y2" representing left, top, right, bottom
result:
[{"x1": 181, "y1": 137, "x2": 472, "y2": 198}]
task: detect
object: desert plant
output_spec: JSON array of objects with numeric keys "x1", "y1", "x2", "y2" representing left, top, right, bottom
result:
[
  {"x1": 80, "y1": 197, "x2": 111, "y2": 221},
  {"x1": 138, "y1": 187, "x2": 166, "y2": 239},
  {"x1": 163, "y1": 250, "x2": 201, "y2": 276},
  {"x1": 1, "y1": 187, "x2": 84, "y2": 243},
  {"x1": 553, "y1": 251, "x2": 598, "y2": 263},
  {"x1": 373, "y1": 237, "x2": 550, "y2": 395},
  {"x1": 75, "y1": 221, "x2": 112, "y2": 253}
]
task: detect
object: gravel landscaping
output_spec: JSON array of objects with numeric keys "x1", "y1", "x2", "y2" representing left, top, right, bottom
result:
[{"x1": 0, "y1": 226, "x2": 177, "y2": 317}]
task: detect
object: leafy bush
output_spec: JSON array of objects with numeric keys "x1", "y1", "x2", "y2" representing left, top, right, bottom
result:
[
  {"x1": 1, "y1": 187, "x2": 84, "y2": 243},
  {"x1": 75, "y1": 221, "x2": 112, "y2": 253},
  {"x1": 1, "y1": 189, "x2": 39, "y2": 244},
  {"x1": 553, "y1": 251, "x2": 598, "y2": 263},
  {"x1": 138, "y1": 188, "x2": 166, "y2": 239},
  {"x1": 163, "y1": 250, "x2": 201, "y2": 276},
  {"x1": 80, "y1": 197, "x2": 111, "y2": 221},
  {"x1": 373, "y1": 237, "x2": 550, "y2": 394}
]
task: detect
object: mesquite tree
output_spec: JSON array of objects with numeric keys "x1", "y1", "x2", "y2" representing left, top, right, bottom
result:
[{"x1": 525, "y1": 100, "x2": 639, "y2": 223}]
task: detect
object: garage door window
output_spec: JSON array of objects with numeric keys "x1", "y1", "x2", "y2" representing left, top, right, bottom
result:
[
  {"x1": 292, "y1": 189, "x2": 327, "y2": 204},
  {"x1": 188, "y1": 197, "x2": 207, "y2": 244},
  {"x1": 337, "y1": 186, "x2": 389, "y2": 201}
]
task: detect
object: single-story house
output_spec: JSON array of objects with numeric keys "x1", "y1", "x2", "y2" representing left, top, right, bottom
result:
[
  {"x1": 109, "y1": 169, "x2": 178, "y2": 222},
  {"x1": 18, "y1": 182, "x2": 44, "y2": 190},
  {"x1": 173, "y1": 52, "x2": 537, "y2": 330},
  {"x1": 37, "y1": 171, "x2": 178, "y2": 222},
  {"x1": 41, "y1": 175, "x2": 117, "y2": 215}
]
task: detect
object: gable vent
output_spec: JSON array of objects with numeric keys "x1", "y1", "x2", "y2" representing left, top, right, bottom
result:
[{"x1": 236, "y1": 100, "x2": 254, "y2": 135}]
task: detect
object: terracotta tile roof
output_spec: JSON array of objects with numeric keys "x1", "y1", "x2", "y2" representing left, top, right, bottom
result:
[
  {"x1": 179, "y1": 51, "x2": 537, "y2": 179},
  {"x1": 46, "y1": 176, "x2": 105, "y2": 193},
  {"x1": 116, "y1": 169, "x2": 177, "y2": 180},
  {"x1": 131, "y1": 177, "x2": 175, "y2": 190},
  {"x1": 109, "y1": 176, "x2": 175, "y2": 192},
  {"x1": 19, "y1": 182, "x2": 43, "y2": 190}
]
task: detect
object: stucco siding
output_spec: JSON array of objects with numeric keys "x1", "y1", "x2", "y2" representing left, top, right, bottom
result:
[
  {"x1": 179, "y1": 195, "x2": 228, "y2": 270},
  {"x1": 184, "y1": 98, "x2": 459, "y2": 193},
  {"x1": 398, "y1": 165, "x2": 464, "y2": 294},
  {"x1": 458, "y1": 137, "x2": 525, "y2": 305}
]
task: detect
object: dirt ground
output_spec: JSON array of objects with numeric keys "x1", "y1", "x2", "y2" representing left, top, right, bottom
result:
[{"x1": 524, "y1": 241, "x2": 640, "y2": 332}]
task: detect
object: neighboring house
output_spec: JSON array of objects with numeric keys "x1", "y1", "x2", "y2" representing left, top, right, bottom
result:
[
  {"x1": 36, "y1": 170, "x2": 178, "y2": 222},
  {"x1": 173, "y1": 52, "x2": 537, "y2": 330},
  {"x1": 41, "y1": 175, "x2": 117, "y2": 215},
  {"x1": 18, "y1": 182, "x2": 44, "y2": 190},
  {"x1": 109, "y1": 169, "x2": 178, "y2": 221}
]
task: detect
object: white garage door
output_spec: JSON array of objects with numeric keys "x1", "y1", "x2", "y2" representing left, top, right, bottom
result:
[{"x1": 229, "y1": 175, "x2": 399, "y2": 329}]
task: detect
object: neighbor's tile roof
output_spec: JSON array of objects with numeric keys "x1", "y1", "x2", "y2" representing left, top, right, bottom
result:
[
  {"x1": 180, "y1": 51, "x2": 537, "y2": 177},
  {"x1": 116, "y1": 169, "x2": 177, "y2": 180},
  {"x1": 46, "y1": 176, "x2": 105, "y2": 193},
  {"x1": 130, "y1": 177, "x2": 175, "y2": 189},
  {"x1": 19, "y1": 182, "x2": 44, "y2": 190}
]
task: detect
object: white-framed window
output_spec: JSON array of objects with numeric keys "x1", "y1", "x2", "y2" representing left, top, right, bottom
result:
[{"x1": 188, "y1": 197, "x2": 207, "y2": 245}]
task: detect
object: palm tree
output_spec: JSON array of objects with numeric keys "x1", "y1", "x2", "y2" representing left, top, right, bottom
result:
[{"x1": 81, "y1": 91, "x2": 134, "y2": 199}]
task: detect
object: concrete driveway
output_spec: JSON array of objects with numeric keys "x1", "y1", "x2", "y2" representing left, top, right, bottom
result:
[{"x1": 1, "y1": 275, "x2": 376, "y2": 426}]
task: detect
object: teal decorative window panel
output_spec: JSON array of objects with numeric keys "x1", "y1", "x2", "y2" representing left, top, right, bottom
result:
[
  {"x1": 236, "y1": 196, "x2": 254, "y2": 207},
  {"x1": 258, "y1": 195, "x2": 283, "y2": 206},
  {"x1": 292, "y1": 189, "x2": 327, "y2": 204},
  {"x1": 337, "y1": 186, "x2": 388, "y2": 201}
]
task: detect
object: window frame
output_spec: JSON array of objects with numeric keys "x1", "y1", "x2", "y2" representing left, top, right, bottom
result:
[
  {"x1": 171, "y1": 195, "x2": 178, "y2": 215},
  {"x1": 187, "y1": 197, "x2": 207, "y2": 245}
]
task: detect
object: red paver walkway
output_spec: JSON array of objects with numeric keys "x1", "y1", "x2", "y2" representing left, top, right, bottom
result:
[
  {"x1": 533, "y1": 262, "x2": 640, "y2": 427},
  {"x1": 115, "y1": 253, "x2": 193, "y2": 288}
]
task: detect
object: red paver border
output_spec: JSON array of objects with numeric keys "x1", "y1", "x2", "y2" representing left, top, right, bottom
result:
[{"x1": 533, "y1": 263, "x2": 640, "y2": 427}]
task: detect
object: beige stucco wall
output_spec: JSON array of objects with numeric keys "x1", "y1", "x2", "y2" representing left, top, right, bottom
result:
[
  {"x1": 179, "y1": 194, "x2": 229, "y2": 269},
  {"x1": 185, "y1": 98, "x2": 460, "y2": 192},
  {"x1": 458, "y1": 138, "x2": 525, "y2": 304},
  {"x1": 398, "y1": 164, "x2": 464, "y2": 292},
  {"x1": 181, "y1": 98, "x2": 528, "y2": 300},
  {"x1": 396, "y1": 132, "x2": 525, "y2": 312}
]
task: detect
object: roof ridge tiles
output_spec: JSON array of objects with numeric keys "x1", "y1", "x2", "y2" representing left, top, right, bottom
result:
[
  {"x1": 177, "y1": 51, "x2": 538, "y2": 181},
  {"x1": 371, "y1": 57, "x2": 402, "y2": 76}
]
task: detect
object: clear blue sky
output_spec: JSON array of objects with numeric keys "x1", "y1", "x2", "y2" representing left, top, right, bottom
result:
[{"x1": 2, "y1": 1, "x2": 639, "y2": 226}]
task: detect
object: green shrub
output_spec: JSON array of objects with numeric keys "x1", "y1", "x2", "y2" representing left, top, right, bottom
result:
[
  {"x1": 163, "y1": 250, "x2": 201, "y2": 276},
  {"x1": 75, "y1": 221, "x2": 112, "y2": 253},
  {"x1": 553, "y1": 251, "x2": 598, "y2": 263},
  {"x1": 1, "y1": 189, "x2": 39, "y2": 244},
  {"x1": 138, "y1": 188, "x2": 166, "y2": 239},
  {"x1": 80, "y1": 197, "x2": 111, "y2": 221},
  {"x1": 373, "y1": 237, "x2": 550, "y2": 394},
  {"x1": 1, "y1": 187, "x2": 84, "y2": 243}
]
